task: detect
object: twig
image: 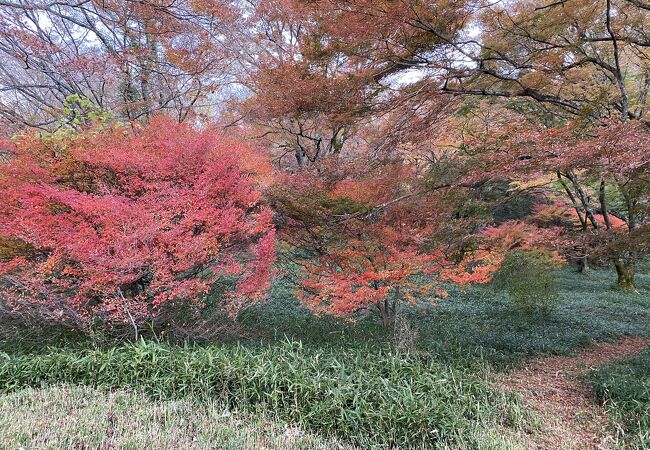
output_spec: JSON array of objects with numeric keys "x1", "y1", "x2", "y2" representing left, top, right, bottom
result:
[{"x1": 117, "y1": 288, "x2": 139, "y2": 340}]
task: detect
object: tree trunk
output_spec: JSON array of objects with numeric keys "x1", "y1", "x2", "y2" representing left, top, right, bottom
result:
[
  {"x1": 565, "y1": 171, "x2": 599, "y2": 229},
  {"x1": 578, "y1": 260, "x2": 588, "y2": 273},
  {"x1": 574, "y1": 245, "x2": 589, "y2": 273},
  {"x1": 377, "y1": 297, "x2": 396, "y2": 330},
  {"x1": 558, "y1": 172, "x2": 587, "y2": 230},
  {"x1": 613, "y1": 260, "x2": 635, "y2": 291},
  {"x1": 599, "y1": 178, "x2": 613, "y2": 230}
]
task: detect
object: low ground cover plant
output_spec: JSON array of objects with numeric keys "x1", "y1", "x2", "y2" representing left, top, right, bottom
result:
[
  {"x1": 491, "y1": 250, "x2": 562, "y2": 313},
  {"x1": 0, "y1": 340, "x2": 526, "y2": 449},
  {"x1": 0, "y1": 384, "x2": 348, "y2": 450},
  {"x1": 589, "y1": 348, "x2": 650, "y2": 448}
]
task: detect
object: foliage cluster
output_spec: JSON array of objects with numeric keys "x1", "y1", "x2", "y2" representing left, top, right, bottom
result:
[
  {"x1": 0, "y1": 118, "x2": 275, "y2": 329},
  {"x1": 269, "y1": 158, "x2": 456, "y2": 328}
]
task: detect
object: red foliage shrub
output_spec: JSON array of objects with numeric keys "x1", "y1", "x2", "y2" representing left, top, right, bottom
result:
[
  {"x1": 0, "y1": 117, "x2": 275, "y2": 327},
  {"x1": 440, "y1": 220, "x2": 565, "y2": 285}
]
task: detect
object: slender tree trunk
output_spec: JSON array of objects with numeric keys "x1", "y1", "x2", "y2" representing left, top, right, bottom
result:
[
  {"x1": 376, "y1": 297, "x2": 396, "y2": 330},
  {"x1": 599, "y1": 178, "x2": 613, "y2": 230},
  {"x1": 295, "y1": 145, "x2": 304, "y2": 168},
  {"x1": 558, "y1": 172, "x2": 587, "y2": 230},
  {"x1": 565, "y1": 171, "x2": 599, "y2": 229},
  {"x1": 575, "y1": 245, "x2": 589, "y2": 273},
  {"x1": 604, "y1": 0, "x2": 639, "y2": 292},
  {"x1": 613, "y1": 259, "x2": 635, "y2": 291}
]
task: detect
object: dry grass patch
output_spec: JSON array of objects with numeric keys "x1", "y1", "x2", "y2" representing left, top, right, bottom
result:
[{"x1": 0, "y1": 384, "x2": 349, "y2": 450}]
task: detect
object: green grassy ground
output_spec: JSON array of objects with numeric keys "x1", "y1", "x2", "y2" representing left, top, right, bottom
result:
[
  {"x1": 0, "y1": 340, "x2": 533, "y2": 449},
  {"x1": 0, "y1": 267, "x2": 648, "y2": 449},
  {"x1": 589, "y1": 348, "x2": 650, "y2": 449},
  {"x1": 241, "y1": 268, "x2": 650, "y2": 368},
  {"x1": 413, "y1": 269, "x2": 650, "y2": 368}
]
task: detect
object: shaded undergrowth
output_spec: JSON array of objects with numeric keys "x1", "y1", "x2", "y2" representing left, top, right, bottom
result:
[{"x1": 240, "y1": 268, "x2": 650, "y2": 369}]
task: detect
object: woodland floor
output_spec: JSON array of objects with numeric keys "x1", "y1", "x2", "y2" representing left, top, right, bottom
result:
[
  {"x1": 1, "y1": 269, "x2": 650, "y2": 449},
  {"x1": 499, "y1": 337, "x2": 650, "y2": 450}
]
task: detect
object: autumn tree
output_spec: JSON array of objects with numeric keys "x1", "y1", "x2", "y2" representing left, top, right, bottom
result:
[
  {"x1": 268, "y1": 140, "x2": 490, "y2": 327},
  {"x1": 230, "y1": 0, "x2": 472, "y2": 168},
  {"x1": 0, "y1": 0, "x2": 239, "y2": 130},
  {"x1": 437, "y1": 0, "x2": 649, "y2": 289},
  {"x1": 233, "y1": 0, "x2": 649, "y2": 291},
  {"x1": 443, "y1": 0, "x2": 649, "y2": 124},
  {"x1": 465, "y1": 117, "x2": 649, "y2": 289},
  {"x1": 0, "y1": 117, "x2": 275, "y2": 330}
]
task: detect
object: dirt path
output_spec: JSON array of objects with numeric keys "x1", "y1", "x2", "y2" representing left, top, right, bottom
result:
[{"x1": 499, "y1": 337, "x2": 650, "y2": 450}]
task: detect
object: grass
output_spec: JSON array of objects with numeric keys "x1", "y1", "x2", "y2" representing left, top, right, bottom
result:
[
  {"x1": 589, "y1": 348, "x2": 650, "y2": 449},
  {"x1": 0, "y1": 267, "x2": 649, "y2": 448},
  {"x1": 240, "y1": 268, "x2": 650, "y2": 369},
  {"x1": 412, "y1": 269, "x2": 650, "y2": 368},
  {"x1": 0, "y1": 340, "x2": 531, "y2": 449},
  {"x1": 0, "y1": 384, "x2": 348, "y2": 449},
  {"x1": 0, "y1": 384, "x2": 531, "y2": 450}
]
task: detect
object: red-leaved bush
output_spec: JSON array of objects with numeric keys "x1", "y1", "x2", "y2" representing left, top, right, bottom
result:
[{"x1": 0, "y1": 117, "x2": 275, "y2": 327}]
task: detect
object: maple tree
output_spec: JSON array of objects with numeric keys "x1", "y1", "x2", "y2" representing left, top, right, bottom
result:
[
  {"x1": 269, "y1": 147, "x2": 482, "y2": 327},
  {"x1": 463, "y1": 117, "x2": 649, "y2": 289},
  {"x1": 438, "y1": 0, "x2": 650, "y2": 289},
  {"x1": 229, "y1": 0, "x2": 470, "y2": 168},
  {"x1": 0, "y1": 117, "x2": 275, "y2": 329},
  {"x1": 445, "y1": 0, "x2": 649, "y2": 123},
  {"x1": 211, "y1": 1, "x2": 465, "y2": 324}
]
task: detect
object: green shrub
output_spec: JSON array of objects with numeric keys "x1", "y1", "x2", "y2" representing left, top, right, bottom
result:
[
  {"x1": 492, "y1": 250, "x2": 562, "y2": 312},
  {"x1": 0, "y1": 340, "x2": 523, "y2": 449},
  {"x1": 589, "y1": 349, "x2": 650, "y2": 448}
]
